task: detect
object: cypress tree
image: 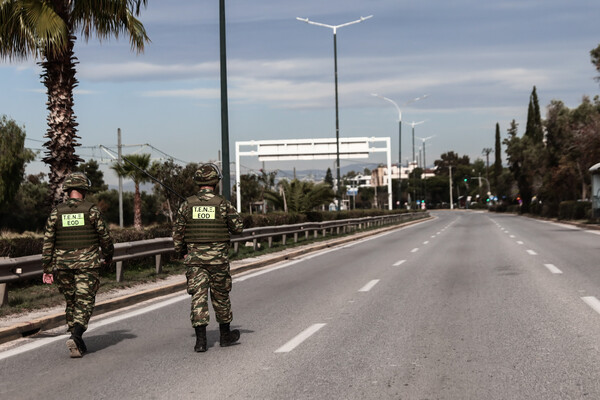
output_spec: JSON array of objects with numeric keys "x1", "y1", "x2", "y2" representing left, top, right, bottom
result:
[
  {"x1": 494, "y1": 122, "x2": 502, "y2": 189},
  {"x1": 525, "y1": 86, "x2": 543, "y2": 143}
]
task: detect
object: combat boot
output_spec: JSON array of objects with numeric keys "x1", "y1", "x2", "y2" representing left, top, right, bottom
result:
[
  {"x1": 66, "y1": 323, "x2": 87, "y2": 358},
  {"x1": 219, "y1": 323, "x2": 240, "y2": 347},
  {"x1": 194, "y1": 325, "x2": 207, "y2": 352}
]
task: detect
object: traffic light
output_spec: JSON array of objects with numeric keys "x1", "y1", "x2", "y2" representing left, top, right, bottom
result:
[{"x1": 463, "y1": 178, "x2": 467, "y2": 182}]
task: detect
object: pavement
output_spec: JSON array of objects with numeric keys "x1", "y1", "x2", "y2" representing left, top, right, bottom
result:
[{"x1": 0, "y1": 217, "x2": 430, "y2": 345}]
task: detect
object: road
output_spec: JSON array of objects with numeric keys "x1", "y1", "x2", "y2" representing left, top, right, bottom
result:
[{"x1": 2, "y1": 210, "x2": 600, "y2": 399}]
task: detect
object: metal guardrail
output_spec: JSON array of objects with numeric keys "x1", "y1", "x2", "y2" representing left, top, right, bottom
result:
[{"x1": 0, "y1": 212, "x2": 426, "y2": 306}]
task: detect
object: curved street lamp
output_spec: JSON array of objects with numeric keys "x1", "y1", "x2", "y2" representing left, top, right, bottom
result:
[
  {"x1": 297, "y1": 15, "x2": 372, "y2": 210},
  {"x1": 371, "y1": 94, "x2": 428, "y2": 208}
]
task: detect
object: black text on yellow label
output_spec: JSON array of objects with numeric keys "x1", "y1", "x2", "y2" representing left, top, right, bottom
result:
[
  {"x1": 192, "y1": 206, "x2": 215, "y2": 220},
  {"x1": 62, "y1": 213, "x2": 85, "y2": 227}
]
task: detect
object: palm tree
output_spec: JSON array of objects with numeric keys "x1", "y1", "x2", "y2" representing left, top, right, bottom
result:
[
  {"x1": 264, "y1": 179, "x2": 334, "y2": 213},
  {"x1": 0, "y1": 1, "x2": 149, "y2": 205},
  {"x1": 111, "y1": 153, "x2": 151, "y2": 230}
]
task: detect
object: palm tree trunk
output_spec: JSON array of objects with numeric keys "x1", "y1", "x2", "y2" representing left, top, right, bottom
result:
[
  {"x1": 40, "y1": 32, "x2": 83, "y2": 206},
  {"x1": 134, "y1": 182, "x2": 142, "y2": 230}
]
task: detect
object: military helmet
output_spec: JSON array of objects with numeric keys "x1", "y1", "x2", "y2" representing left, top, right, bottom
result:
[
  {"x1": 63, "y1": 172, "x2": 91, "y2": 192},
  {"x1": 194, "y1": 164, "x2": 222, "y2": 186}
]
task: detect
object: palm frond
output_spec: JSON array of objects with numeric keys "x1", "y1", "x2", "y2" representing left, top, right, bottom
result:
[{"x1": 0, "y1": 0, "x2": 67, "y2": 60}]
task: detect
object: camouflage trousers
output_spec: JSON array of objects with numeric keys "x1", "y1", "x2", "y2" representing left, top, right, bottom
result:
[
  {"x1": 185, "y1": 263, "x2": 233, "y2": 327},
  {"x1": 54, "y1": 268, "x2": 100, "y2": 331}
]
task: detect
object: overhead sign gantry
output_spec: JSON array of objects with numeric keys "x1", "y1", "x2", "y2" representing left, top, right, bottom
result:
[{"x1": 235, "y1": 137, "x2": 392, "y2": 212}]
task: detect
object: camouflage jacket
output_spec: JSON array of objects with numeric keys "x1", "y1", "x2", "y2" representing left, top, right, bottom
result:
[
  {"x1": 42, "y1": 198, "x2": 114, "y2": 273},
  {"x1": 173, "y1": 188, "x2": 243, "y2": 265}
]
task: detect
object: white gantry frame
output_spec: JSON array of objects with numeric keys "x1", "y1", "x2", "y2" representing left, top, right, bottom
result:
[{"x1": 235, "y1": 137, "x2": 392, "y2": 212}]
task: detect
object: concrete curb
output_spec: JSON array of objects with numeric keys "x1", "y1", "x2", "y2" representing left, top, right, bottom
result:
[{"x1": 0, "y1": 216, "x2": 431, "y2": 345}]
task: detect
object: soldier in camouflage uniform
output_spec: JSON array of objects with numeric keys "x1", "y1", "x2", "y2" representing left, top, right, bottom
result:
[
  {"x1": 42, "y1": 172, "x2": 114, "y2": 358},
  {"x1": 173, "y1": 164, "x2": 244, "y2": 352}
]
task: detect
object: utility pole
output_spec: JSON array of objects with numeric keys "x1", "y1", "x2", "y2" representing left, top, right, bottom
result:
[
  {"x1": 117, "y1": 128, "x2": 124, "y2": 228},
  {"x1": 449, "y1": 165, "x2": 454, "y2": 210}
]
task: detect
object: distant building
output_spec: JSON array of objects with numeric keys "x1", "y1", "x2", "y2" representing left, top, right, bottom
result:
[
  {"x1": 371, "y1": 162, "x2": 435, "y2": 186},
  {"x1": 348, "y1": 174, "x2": 372, "y2": 188}
]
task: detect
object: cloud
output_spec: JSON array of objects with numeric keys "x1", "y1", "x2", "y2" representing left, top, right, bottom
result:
[{"x1": 78, "y1": 61, "x2": 218, "y2": 82}]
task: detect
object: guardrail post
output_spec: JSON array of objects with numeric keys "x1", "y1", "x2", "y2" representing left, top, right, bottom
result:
[
  {"x1": 282, "y1": 234, "x2": 287, "y2": 245},
  {"x1": 305, "y1": 231, "x2": 309, "y2": 240},
  {"x1": 0, "y1": 283, "x2": 8, "y2": 307},
  {"x1": 336, "y1": 227, "x2": 340, "y2": 235},
  {"x1": 294, "y1": 232, "x2": 298, "y2": 243},
  {"x1": 322, "y1": 228, "x2": 326, "y2": 237},
  {"x1": 268, "y1": 237, "x2": 273, "y2": 248},
  {"x1": 253, "y1": 238, "x2": 258, "y2": 251},
  {"x1": 314, "y1": 230, "x2": 318, "y2": 239},
  {"x1": 116, "y1": 261, "x2": 124, "y2": 282},
  {"x1": 155, "y1": 254, "x2": 163, "y2": 274},
  {"x1": 234, "y1": 242, "x2": 239, "y2": 254}
]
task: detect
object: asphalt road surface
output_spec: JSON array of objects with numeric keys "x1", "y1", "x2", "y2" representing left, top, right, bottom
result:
[{"x1": 2, "y1": 210, "x2": 600, "y2": 399}]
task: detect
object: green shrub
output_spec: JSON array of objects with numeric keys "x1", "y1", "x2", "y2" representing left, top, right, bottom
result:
[{"x1": 558, "y1": 201, "x2": 591, "y2": 220}]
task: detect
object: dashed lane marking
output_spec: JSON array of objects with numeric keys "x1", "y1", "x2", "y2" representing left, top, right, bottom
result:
[
  {"x1": 275, "y1": 323, "x2": 327, "y2": 353},
  {"x1": 527, "y1": 250, "x2": 537, "y2": 255},
  {"x1": 359, "y1": 279, "x2": 380, "y2": 292},
  {"x1": 411, "y1": 248, "x2": 419, "y2": 253},
  {"x1": 582, "y1": 297, "x2": 600, "y2": 316},
  {"x1": 393, "y1": 260, "x2": 406, "y2": 266},
  {"x1": 544, "y1": 264, "x2": 563, "y2": 274}
]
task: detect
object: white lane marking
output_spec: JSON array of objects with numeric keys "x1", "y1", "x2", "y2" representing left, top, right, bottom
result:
[
  {"x1": 586, "y1": 230, "x2": 600, "y2": 236},
  {"x1": 359, "y1": 279, "x2": 380, "y2": 292},
  {"x1": 527, "y1": 250, "x2": 537, "y2": 255},
  {"x1": 0, "y1": 294, "x2": 188, "y2": 361},
  {"x1": 431, "y1": 235, "x2": 436, "y2": 238},
  {"x1": 234, "y1": 259, "x2": 304, "y2": 282},
  {"x1": 582, "y1": 297, "x2": 600, "y2": 315},
  {"x1": 423, "y1": 241, "x2": 429, "y2": 245},
  {"x1": 544, "y1": 264, "x2": 563, "y2": 274},
  {"x1": 275, "y1": 323, "x2": 326, "y2": 353},
  {"x1": 437, "y1": 232, "x2": 441, "y2": 235},
  {"x1": 510, "y1": 235, "x2": 515, "y2": 238},
  {"x1": 517, "y1": 241, "x2": 524, "y2": 245},
  {"x1": 393, "y1": 260, "x2": 406, "y2": 266},
  {"x1": 411, "y1": 248, "x2": 419, "y2": 253}
]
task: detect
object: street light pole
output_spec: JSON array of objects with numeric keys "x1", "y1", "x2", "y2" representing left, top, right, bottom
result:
[
  {"x1": 416, "y1": 135, "x2": 435, "y2": 171},
  {"x1": 219, "y1": 0, "x2": 231, "y2": 200},
  {"x1": 371, "y1": 94, "x2": 428, "y2": 208},
  {"x1": 297, "y1": 15, "x2": 372, "y2": 210},
  {"x1": 408, "y1": 120, "x2": 425, "y2": 167}
]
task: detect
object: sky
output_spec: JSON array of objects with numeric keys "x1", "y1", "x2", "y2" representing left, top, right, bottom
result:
[{"x1": 1, "y1": 0, "x2": 599, "y2": 187}]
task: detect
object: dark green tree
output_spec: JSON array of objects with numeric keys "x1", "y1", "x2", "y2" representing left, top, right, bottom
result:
[
  {"x1": 0, "y1": 173, "x2": 49, "y2": 232},
  {"x1": 0, "y1": 0, "x2": 149, "y2": 205},
  {"x1": 149, "y1": 160, "x2": 199, "y2": 222},
  {"x1": 591, "y1": 44, "x2": 600, "y2": 82},
  {"x1": 324, "y1": 168, "x2": 334, "y2": 188},
  {"x1": 0, "y1": 116, "x2": 35, "y2": 209},
  {"x1": 74, "y1": 159, "x2": 107, "y2": 192},
  {"x1": 525, "y1": 86, "x2": 544, "y2": 143},
  {"x1": 504, "y1": 120, "x2": 543, "y2": 213},
  {"x1": 494, "y1": 123, "x2": 502, "y2": 191}
]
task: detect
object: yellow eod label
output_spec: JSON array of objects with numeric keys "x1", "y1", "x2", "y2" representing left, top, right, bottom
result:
[
  {"x1": 62, "y1": 213, "x2": 85, "y2": 227},
  {"x1": 192, "y1": 206, "x2": 215, "y2": 220}
]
